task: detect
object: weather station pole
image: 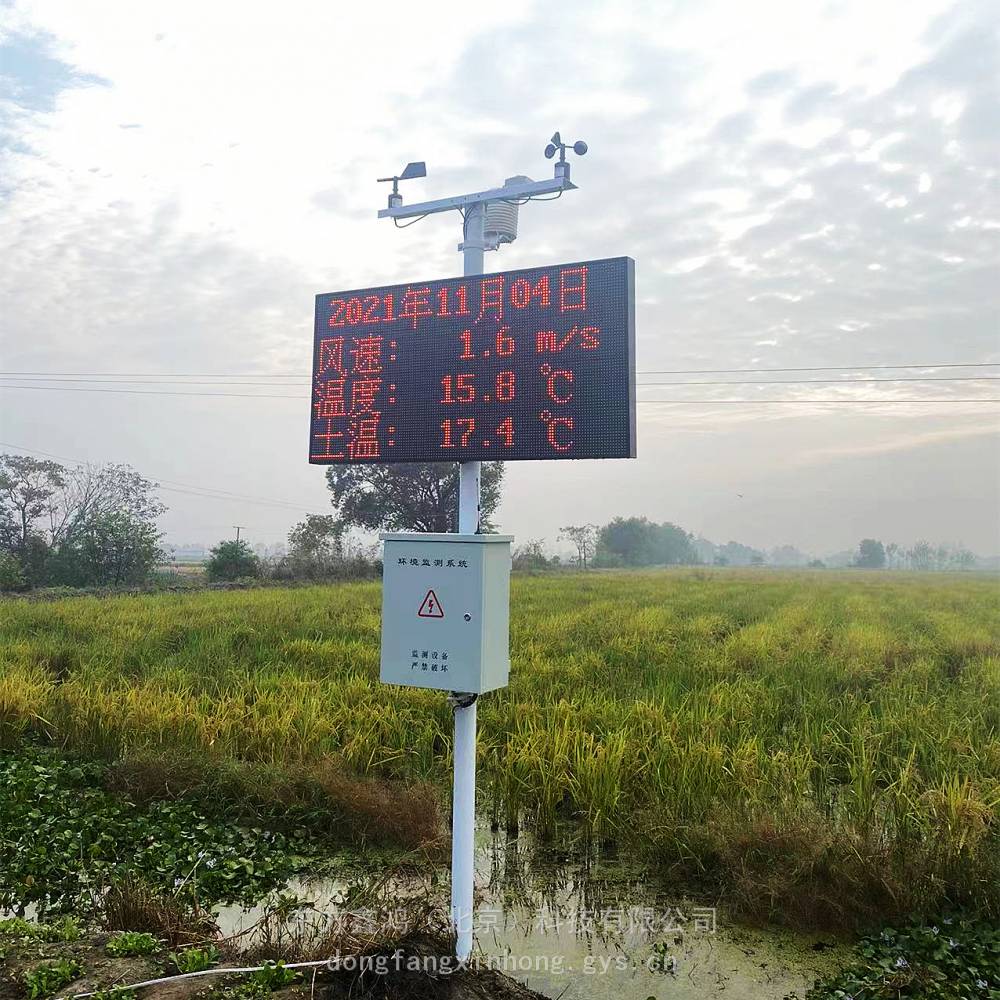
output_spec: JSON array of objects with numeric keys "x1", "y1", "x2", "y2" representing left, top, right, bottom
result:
[
  {"x1": 451, "y1": 199, "x2": 485, "y2": 964},
  {"x1": 377, "y1": 134, "x2": 587, "y2": 964}
]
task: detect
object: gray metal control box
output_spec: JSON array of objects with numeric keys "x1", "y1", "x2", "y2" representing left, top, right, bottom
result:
[{"x1": 380, "y1": 533, "x2": 512, "y2": 694}]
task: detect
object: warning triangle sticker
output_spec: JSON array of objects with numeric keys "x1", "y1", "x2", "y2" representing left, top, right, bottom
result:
[{"x1": 417, "y1": 589, "x2": 445, "y2": 618}]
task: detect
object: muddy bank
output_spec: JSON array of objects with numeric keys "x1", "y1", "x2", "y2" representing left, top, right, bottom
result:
[{"x1": 0, "y1": 924, "x2": 546, "y2": 1000}]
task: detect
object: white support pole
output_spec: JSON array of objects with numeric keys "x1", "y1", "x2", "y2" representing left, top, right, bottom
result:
[
  {"x1": 451, "y1": 200, "x2": 485, "y2": 964},
  {"x1": 458, "y1": 203, "x2": 485, "y2": 539},
  {"x1": 458, "y1": 462, "x2": 481, "y2": 534},
  {"x1": 450, "y1": 692, "x2": 477, "y2": 962}
]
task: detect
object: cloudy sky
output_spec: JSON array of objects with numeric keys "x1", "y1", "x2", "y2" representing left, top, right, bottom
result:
[{"x1": 1, "y1": 0, "x2": 998, "y2": 557}]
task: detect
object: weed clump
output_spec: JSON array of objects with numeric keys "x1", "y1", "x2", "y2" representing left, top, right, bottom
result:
[
  {"x1": 168, "y1": 943, "x2": 221, "y2": 973},
  {"x1": 105, "y1": 930, "x2": 159, "y2": 957},
  {"x1": 248, "y1": 960, "x2": 301, "y2": 990},
  {"x1": 98, "y1": 875, "x2": 218, "y2": 947},
  {"x1": 0, "y1": 916, "x2": 83, "y2": 943},
  {"x1": 23, "y1": 958, "x2": 82, "y2": 999},
  {"x1": 105, "y1": 750, "x2": 445, "y2": 852}
]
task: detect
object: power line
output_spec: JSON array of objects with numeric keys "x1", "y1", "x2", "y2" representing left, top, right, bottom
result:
[
  {"x1": 2, "y1": 374, "x2": 999, "y2": 388},
  {"x1": 0, "y1": 441, "x2": 323, "y2": 514},
  {"x1": 640, "y1": 362, "x2": 1000, "y2": 375},
  {"x1": 637, "y1": 377, "x2": 1000, "y2": 386},
  {"x1": 0, "y1": 372, "x2": 307, "y2": 378},
  {"x1": 3, "y1": 377, "x2": 305, "y2": 386},
  {"x1": 154, "y1": 483, "x2": 317, "y2": 512},
  {"x1": 2, "y1": 378, "x2": 1000, "y2": 403},
  {"x1": 1, "y1": 361, "x2": 997, "y2": 379},
  {"x1": 1, "y1": 384, "x2": 997, "y2": 407},
  {"x1": 0, "y1": 384, "x2": 304, "y2": 399},
  {"x1": 636, "y1": 399, "x2": 1000, "y2": 404}
]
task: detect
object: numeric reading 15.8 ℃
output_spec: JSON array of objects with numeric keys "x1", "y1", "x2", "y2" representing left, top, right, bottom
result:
[{"x1": 309, "y1": 256, "x2": 636, "y2": 464}]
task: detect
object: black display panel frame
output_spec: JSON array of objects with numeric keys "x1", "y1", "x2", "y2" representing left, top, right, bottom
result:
[{"x1": 309, "y1": 256, "x2": 635, "y2": 464}]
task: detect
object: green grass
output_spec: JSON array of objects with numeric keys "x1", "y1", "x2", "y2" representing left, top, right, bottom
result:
[
  {"x1": 1, "y1": 569, "x2": 998, "y2": 927},
  {"x1": 23, "y1": 958, "x2": 82, "y2": 999},
  {"x1": 0, "y1": 917, "x2": 83, "y2": 943},
  {"x1": 168, "y1": 943, "x2": 221, "y2": 973},
  {"x1": 105, "y1": 931, "x2": 159, "y2": 957}
]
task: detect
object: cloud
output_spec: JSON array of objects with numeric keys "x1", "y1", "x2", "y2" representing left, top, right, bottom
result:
[
  {"x1": 794, "y1": 420, "x2": 1000, "y2": 463},
  {"x1": 0, "y1": 0, "x2": 996, "y2": 551}
]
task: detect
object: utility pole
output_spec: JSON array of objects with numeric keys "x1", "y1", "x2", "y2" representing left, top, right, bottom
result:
[
  {"x1": 233, "y1": 525, "x2": 245, "y2": 544},
  {"x1": 377, "y1": 134, "x2": 586, "y2": 965}
]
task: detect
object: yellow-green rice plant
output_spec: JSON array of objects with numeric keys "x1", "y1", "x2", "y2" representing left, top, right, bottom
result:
[
  {"x1": 920, "y1": 775, "x2": 997, "y2": 856},
  {"x1": 1, "y1": 571, "x2": 998, "y2": 922},
  {"x1": 0, "y1": 667, "x2": 54, "y2": 746},
  {"x1": 566, "y1": 729, "x2": 632, "y2": 838}
]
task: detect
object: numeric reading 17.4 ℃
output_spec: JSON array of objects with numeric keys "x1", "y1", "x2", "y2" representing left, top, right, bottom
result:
[{"x1": 309, "y1": 256, "x2": 636, "y2": 464}]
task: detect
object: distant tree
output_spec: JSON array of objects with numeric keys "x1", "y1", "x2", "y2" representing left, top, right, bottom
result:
[
  {"x1": 6, "y1": 535, "x2": 49, "y2": 587},
  {"x1": 597, "y1": 516, "x2": 658, "y2": 566},
  {"x1": 512, "y1": 539, "x2": 554, "y2": 572},
  {"x1": 596, "y1": 517, "x2": 696, "y2": 566},
  {"x1": 206, "y1": 540, "x2": 260, "y2": 581},
  {"x1": 0, "y1": 552, "x2": 27, "y2": 592},
  {"x1": 808, "y1": 558, "x2": 826, "y2": 569},
  {"x1": 908, "y1": 540, "x2": 933, "y2": 571},
  {"x1": 326, "y1": 463, "x2": 504, "y2": 533},
  {"x1": 46, "y1": 465, "x2": 166, "y2": 586},
  {"x1": 750, "y1": 553, "x2": 765, "y2": 566},
  {"x1": 718, "y1": 540, "x2": 765, "y2": 567},
  {"x1": 770, "y1": 545, "x2": 808, "y2": 567},
  {"x1": 62, "y1": 509, "x2": 163, "y2": 586},
  {"x1": 0, "y1": 455, "x2": 165, "y2": 587},
  {"x1": 0, "y1": 507, "x2": 13, "y2": 556},
  {"x1": 951, "y1": 547, "x2": 976, "y2": 571},
  {"x1": 885, "y1": 542, "x2": 900, "y2": 569},
  {"x1": 560, "y1": 524, "x2": 598, "y2": 569},
  {"x1": 0, "y1": 454, "x2": 65, "y2": 579},
  {"x1": 286, "y1": 514, "x2": 344, "y2": 578},
  {"x1": 691, "y1": 536, "x2": 717, "y2": 564},
  {"x1": 274, "y1": 515, "x2": 378, "y2": 582},
  {"x1": 854, "y1": 538, "x2": 886, "y2": 569},
  {"x1": 653, "y1": 522, "x2": 696, "y2": 564}
]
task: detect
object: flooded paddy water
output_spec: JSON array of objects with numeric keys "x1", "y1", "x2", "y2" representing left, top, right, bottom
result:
[{"x1": 217, "y1": 828, "x2": 850, "y2": 999}]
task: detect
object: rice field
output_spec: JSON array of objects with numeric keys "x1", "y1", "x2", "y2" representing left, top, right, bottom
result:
[{"x1": 1, "y1": 569, "x2": 998, "y2": 927}]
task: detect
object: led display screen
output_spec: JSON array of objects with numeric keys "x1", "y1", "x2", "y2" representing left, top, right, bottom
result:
[{"x1": 309, "y1": 256, "x2": 635, "y2": 464}]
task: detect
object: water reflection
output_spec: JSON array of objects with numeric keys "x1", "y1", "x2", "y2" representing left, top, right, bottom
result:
[{"x1": 216, "y1": 826, "x2": 847, "y2": 999}]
